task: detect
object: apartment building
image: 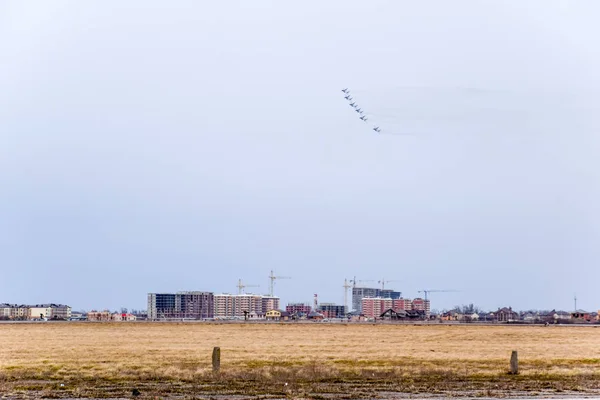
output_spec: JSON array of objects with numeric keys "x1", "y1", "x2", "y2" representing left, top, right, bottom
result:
[
  {"x1": 286, "y1": 303, "x2": 312, "y2": 316},
  {"x1": 352, "y1": 287, "x2": 379, "y2": 313},
  {"x1": 0, "y1": 304, "x2": 11, "y2": 319},
  {"x1": 213, "y1": 294, "x2": 279, "y2": 318},
  {"x1": 318, "y1": 303, "x2": 347, "y2": 318},
  {"x1": 147, "y1": 292, "x2": 214, "y2": 320},
  {"x1": 49, "y1": 304, "x2": 72, "y2": 320},
  {"x1": 261, "y1": 296, "x2": 280, "y2": 314},
  {"x1": 411, "y1": 298, "x2": 431, "y2": 316},
  {"x1": 0, "y1": 304, "x2": 72, "y2": 320},
  {"x1": 148, "y1": 293, "x2": 176, "y2": 320},
  {"x1": 176, "y1": 291, "x2": 214, "y2": 319},
  {"x1": 380, "y1": 289, "x2": 402, "y2": 300},
  {"x1": 214, "y1": 294, "x2": 262, "y2": 318},
  {"x1": 352, "y1": 287, "x2": 402, "y2": 312},
  {"x1": 10, "y1": 305, "x2": 29, "y2": 320},
  {"x1": 361, "y1": 297, "x2": 393, "y2": 319},
  {"x1": 26, "y1": 304, "x2": 72, "y2": 320},
  {"x1": 392, "y1": 298, "x2": 412, "y2": 311},
  {"x1": 29, "y1": 306, "x2": 52, "y2": 320}
]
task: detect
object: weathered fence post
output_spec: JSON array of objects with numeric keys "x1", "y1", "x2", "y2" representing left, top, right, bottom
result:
[
  {"x1": 212, "y1": 347, "x2": 221, "y2": 372},
  {"x1": 510, "y1": 350, "x2": 519, "y2": 374}
]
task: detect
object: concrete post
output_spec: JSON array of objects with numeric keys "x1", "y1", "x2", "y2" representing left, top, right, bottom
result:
[
  {"x1": 212, "y1": 347, "x2": 220, "y2": 372},
  {"x1": 510, "y1": 350, "x2": 518, "y2": 374}
]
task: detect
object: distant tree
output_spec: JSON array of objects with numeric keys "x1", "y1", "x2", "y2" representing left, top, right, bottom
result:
[{"x1": 454, "y1": 304, "x2": 484, "y2": 315}]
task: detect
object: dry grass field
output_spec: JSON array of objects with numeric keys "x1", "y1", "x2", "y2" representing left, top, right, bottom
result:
[{"x1": 1, "y1": 322, "x2": 600, "y2": 398}]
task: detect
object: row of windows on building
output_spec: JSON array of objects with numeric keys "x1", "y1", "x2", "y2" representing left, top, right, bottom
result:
[
  {"x1": 147, "y1": 292, "x2": 281, "y2": 320},
  {"x1": 0, "y1": 304, "x2": 72, "y2": 320}
]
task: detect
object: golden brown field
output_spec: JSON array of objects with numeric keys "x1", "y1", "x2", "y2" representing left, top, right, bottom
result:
[{"x1": 1, "y1": 322, "x2": 600, "y2": 398}]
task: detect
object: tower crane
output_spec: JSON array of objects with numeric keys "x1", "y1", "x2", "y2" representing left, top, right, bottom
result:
[
  {"x1": 237, "y1": 279, "x2": 260, "y2": 295},
  {"x1": 268, "y1": 270, "x2": 291, "y2": 297},
  {"x1": 378, "y1": 279, "x2": 399, "y2": 290},
  {"x1": 343, "y1": 279, "x2": 352, "y2": 313},
  {"x1": 417, "y1": 289, "x2": 459, "y2": 301},
  {"x1": 349, "y1": 276, "x2": 375, "y2": 288}
]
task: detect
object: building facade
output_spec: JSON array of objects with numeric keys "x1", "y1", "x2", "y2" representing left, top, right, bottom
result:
[
  {"x1": 147, "y1": 292, "x2": 214, "y2": 320},
  {"x1": 352, "y1": 287, "x2": 379, "y2": 313},
  {"x1": 380, "y1": 289, "x2": 402, "y2": 299},
  {"x1": 214, "y1": 294, "x2": 262, "y2": 318},
  {"x1": 0, "y1": 304, "x2": 11, "y2": 319},
  {"x1": 0, "y1": 304, "x2": 70, "y2": 320},
  {"x1": 286, "y1": 303, "x2": 312, "y2": 316},
  {"x1": 352, "y1": 287, "x2": 402, "y2": 312},
  {"x1": 361, "y1": 297, "x2": 393, "y2": 319},
  {"x1": 87, "y1": 311, "x2": 112, "y2": 322},
  {"x1": 392, "y1": 298, "x2": 412, "y2": 311},
  {"x1": 213, "y1": 294, "x2": 279, "y2": 318},
  {"x1": 176, "y1": 292, "x2": 214, "y2": 319},
  {"x1": 29, "y1": 306, "x2": 52, "y2": 320},
  {"x1": 411, "y1": 298, "x2": 431, "y2": 316},
  {"x1": 261, "y1": 296, "x2": 280, "y2": 314},
  {"x1": 318, "y1": 303, "x2": 347, "y2": 318}
]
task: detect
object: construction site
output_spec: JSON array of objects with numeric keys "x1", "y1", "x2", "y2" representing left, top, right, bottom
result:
[{"x1": 147, "y1": 271, "x2": 448, "y2": 321}]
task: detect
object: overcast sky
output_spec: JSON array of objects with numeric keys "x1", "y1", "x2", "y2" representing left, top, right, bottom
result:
[{"x1": 1, "y1": 1, "x2": 599, "y2": 312}]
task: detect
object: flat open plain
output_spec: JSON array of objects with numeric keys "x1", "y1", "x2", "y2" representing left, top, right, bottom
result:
[{"x1": 1, "y1": 322, "x2": 599, "y2": 399}]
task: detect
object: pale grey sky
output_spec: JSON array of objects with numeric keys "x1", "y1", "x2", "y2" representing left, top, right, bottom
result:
[{"x1": 1, "y1": 1, "x2": 599, "y2": 312}]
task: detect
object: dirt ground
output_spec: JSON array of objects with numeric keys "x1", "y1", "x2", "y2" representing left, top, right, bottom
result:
[{"x1": 1, "y1": 322, "x2": 599, "y2": 398}]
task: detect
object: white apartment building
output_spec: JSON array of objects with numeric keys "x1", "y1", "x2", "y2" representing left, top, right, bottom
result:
[{"x1": 214, "y1": 294, "x2": 280, "y2": 318}]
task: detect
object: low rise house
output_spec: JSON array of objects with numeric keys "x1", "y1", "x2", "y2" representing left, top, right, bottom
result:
[
  {"x1": 478, "y1": 312, "x2": 494, "y2": 322},
  {"x1": 380, "y1": 308, "x2": 408, "y2": 320},
  {"x1": 111, "y1": 313, "x2": 137, "y2": 321},
  {"x1": 440, "y1": 309, "x2": 464, "y2": 321},
  {"x1": 265, "y1": 309, "x2": 290, "y2": 321},
  {"x1": 571, "y1": 310, "x2": 593, "y2": 322},
  {"x1": 247, "y1": 311, "x2": 265, "y2": 320},
  {"x1": 87, "y1": 311, "x2": 112, "y2": 322},
  {"x1": 521, "y1": 312, "x2": 538, "y2": 323},
  {"x1": 346, "y1": 311, "x2": 366, "y2": 322},
  {"x1": 307, "y1": 311, "x2": 324, "y2": 320},
  {"x1": 495, "y1": 307, "x2": 519, "y2": 322}
]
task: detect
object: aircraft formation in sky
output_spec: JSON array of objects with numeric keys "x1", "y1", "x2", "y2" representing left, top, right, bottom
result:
[{"x1": 341, "y1": 88, "x2": 381, "y2": 133}]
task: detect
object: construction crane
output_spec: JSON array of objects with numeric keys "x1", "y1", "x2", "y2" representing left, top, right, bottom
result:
[
  {"x1": 418, "y1": 289, "x2": 458, "y2": 301},
  {"x1": 268, "y1": 270, "x2": 291, "y2": 297},
  {"x1": 378, "y1": 279, "x2": 399, "y2": 290},
  {"x1": 343, "y1": 278, "x2": 352, "y2": 312},
  {"x1": 349, "y1": 276, "x2": 375, "y2": 288},
  {"x1": 237, "y1": 279, "x2": 259, "y2": 295}
]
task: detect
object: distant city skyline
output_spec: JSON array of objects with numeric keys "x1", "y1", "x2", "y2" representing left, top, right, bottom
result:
[{"x1": 2, "y1": 1, "x2": 599, "y2": 312}]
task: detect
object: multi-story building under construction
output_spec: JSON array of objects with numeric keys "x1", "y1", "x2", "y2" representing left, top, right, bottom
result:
[
  {"x1": 147, "y1": 292, "x2": 214, "y2": 320},
  {"x1": 317, "y1": 303, "x2": 347, "y2": 318},
  {"x1": 352, "y1": 287, "x2": 402, "y2": 312},
  {"x1": 286, "y1": 303, "x2": 312, "y2": 316}
]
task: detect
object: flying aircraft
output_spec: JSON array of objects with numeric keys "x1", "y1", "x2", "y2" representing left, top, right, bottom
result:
[
  {"x1": 341, "y1": 88, "x2": 349, "y2": 93},
  {"x1": 349, "y1": 102, "x2": 357, "y2": 107},
  {"x1": 344, "y1": 95, "x2": 352, "y2": 100},
  {"x1": 355, "y1": 108, "x2": 363, "y2": 114},
  {"x1": 360, "y1": 115, "x2": 368, "y2": 121},
  {"x1": 373, "y1": 127, "x2": 381, "y2": 133}
]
